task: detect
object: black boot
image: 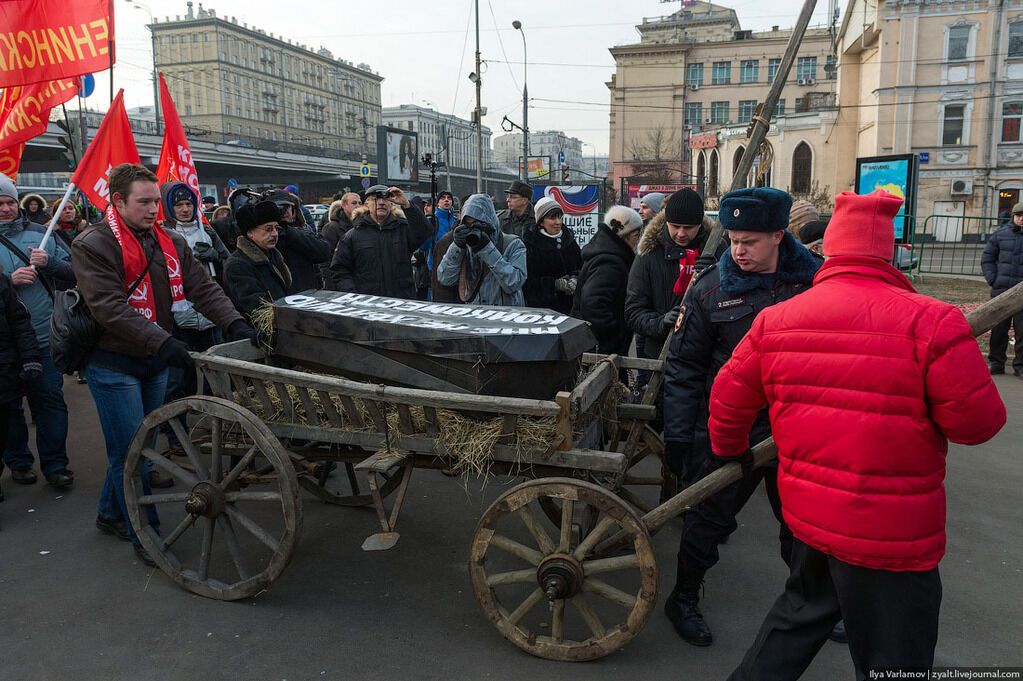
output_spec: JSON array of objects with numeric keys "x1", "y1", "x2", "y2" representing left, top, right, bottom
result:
[{"x1": 664, "y1": 569, "x2": 713, "y2": 646}]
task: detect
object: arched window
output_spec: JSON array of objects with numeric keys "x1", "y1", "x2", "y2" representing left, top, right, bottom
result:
[
  {"x1": 709, "y1": 150, "x2": 719, "y2": 196},
  {"x1": 755, "y1": 142, "x2": 773, "y2": 188},
  {"x1": 733, "y1": 146, "x2": 747, "y2": 189},
  {"x1": 791, "y1": 142, "x2": 813, "y2": 194},
  {"x1": 697, "y1": 152, "x2": 707, "y2": 195}
]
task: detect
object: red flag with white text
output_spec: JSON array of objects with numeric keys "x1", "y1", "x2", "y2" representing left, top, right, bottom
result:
[
  {"x1": 0, "y1": 78, "x2": 78, "y2": 178},
  {"x1": 155, "y1": 73, "x2": 203, "y2": 221},
  {"x1": 71, "y1": 89, "x2": 141, "y2": 210}
]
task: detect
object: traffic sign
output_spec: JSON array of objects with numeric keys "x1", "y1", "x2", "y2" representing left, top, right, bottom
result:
[
  {"x1": 361, "y1": 177, "x2": 371, "y2": 189},
  {"x1": 359, "y1": 164, "x2": 370, "y2": 177},
  {"x1": 919, "y1": 152, "x2": 930, "y2": 164},
  {"x1": 78, "y1": 74, "x2": 96, "y2": 98},
  {"x1": 227, "y1": 178, "x2": 238, "y2": 189},
  {"x1": 558, "y1": 151, "x2": 565, "y2": 164}
]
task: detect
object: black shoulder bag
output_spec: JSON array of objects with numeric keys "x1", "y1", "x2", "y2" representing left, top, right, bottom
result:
[{"x1": 50, "y1": 244, "x2": 156, "y2": 375}]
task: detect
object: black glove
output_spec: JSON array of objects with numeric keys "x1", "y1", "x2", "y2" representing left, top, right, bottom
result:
[
  {"x1": 736, "y1": 448, "x2": 756, "y2": 479},
  {"x1": 192, "y1": 241, "x2": 219, "y2": 263},
  {"x1": 663, "y1": 306, "x2": 680, "y2": 332},
  {"x1": 452, "y1": 223, "x2": 471, "y2": 249},
  {"x1": 227, "y1": 320, "x2": 258, "y2": 346},
  {"x1": 19, "y1": 361, "x2": 43, "y2": 384},
  {"x1": 664, "y1": 441, "x2": 691, "y2": 478},
  {"x1": 157, "y1": 337, "x2": 195, "y2": 370},
  {"x1": 466, "y1": 230, "x2": 491, "y2": 252}
]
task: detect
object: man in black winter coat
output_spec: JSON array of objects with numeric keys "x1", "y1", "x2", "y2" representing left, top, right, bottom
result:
[
  {"x1": 981, "y1": 202, "x2": 1023, "y2": 376},
  {"x1": 329, "y1": 185, "x2": 432, "y2": 299},
  {"x1": 268, "y1": 190, "x2": 331, "y2": 294},
  {"x1": 627, "y1": 189, "x2": 721, "y2": 366},
  {"x1": 224, "y1": 201, "x2": 293, "y2": 321},
  {"x1": 571, "y1": 206, "x2": 644, "y2": 355}
]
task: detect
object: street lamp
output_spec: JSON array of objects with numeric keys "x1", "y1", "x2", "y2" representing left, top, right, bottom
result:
[
  {"x1": 582, "y1": 141, "x2": 598, "y2": 178},
  {"x1": 125, "y1": 0, "x2": 161, "y2": 135},
  {"x1": 512, "y1": 20, "x2": 529, "y2": 182}
]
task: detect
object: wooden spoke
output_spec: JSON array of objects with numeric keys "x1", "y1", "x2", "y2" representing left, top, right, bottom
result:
[
  {"x1": 489, "y1": 534, "x2": 544, "y2": 566},
  {"x1": 210, "y1": 417, "x2": 223, "y2": 482},
  {"x1": 517, "y1": 505, "x2": 555, "y2": 555},
  {"x1": 198, "y1": 517, "x2": 214, "y2": 581},
  {"x1": 142, "y1": 447, "x2": 200, "y2": 488},
  {"x1": 573, "y1": 514, "x2": 618, "y2": 560},
  {"x1": 137, "y1": 492, "x2": 191, "y2": 505},
  {"x1": 225, "y1": 506, "x2": 280, "y2": 552},
  {"x1": 584, "y1": 578, "x2": 637, "y2": 609},
  {"x1": 486, "y1": 568, "x2": 537, "y2": 587},
  {"x1": 218, "y1": 514, "x2": 251, "y2": 581},
  {"x1": 558, "y1": 498, "x2": 574, "y2": 553},
  {"x1": 551, "y1": 598, "x2": 565, "y2": 644},
  {"x1": 224, "y1": 491, "x2": 283, "y2": 503},
  {"x1": 572, "y1": 594, "x2": 606, "y2": 638},
  {"x1": 160, "y1": 513, "x2": 198, "y2": 552},
  {"x1": 169, "y1": 418, "x2": 210, "y2": 480},
  {"x1": 507, "y1": 588, "x2": 544, "y2": 626},
  {"x1": 582, "y1": 554, "x2": 640, "y2": 576},
  {"x1": 219, "y1": 445, "x2": 258, "y2": 490}
]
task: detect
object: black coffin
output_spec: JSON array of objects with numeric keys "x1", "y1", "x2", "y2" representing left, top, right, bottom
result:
[{"x1": 271, "y1": 291, "x2": 597, "y2": 399}]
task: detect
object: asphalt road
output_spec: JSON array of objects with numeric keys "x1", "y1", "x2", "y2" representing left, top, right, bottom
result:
[{"x1": 1, "y1": 373, "x2": 1020, "y2": 681}]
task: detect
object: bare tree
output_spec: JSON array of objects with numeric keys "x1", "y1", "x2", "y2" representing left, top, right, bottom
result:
[{"x1": 626, "y1": 125, "x2": 682, "y2": 183}]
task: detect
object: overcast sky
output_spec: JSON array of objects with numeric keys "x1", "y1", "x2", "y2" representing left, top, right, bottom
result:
[{"x1": 100, "y1": 0, "x2": 836, "y2": 155}]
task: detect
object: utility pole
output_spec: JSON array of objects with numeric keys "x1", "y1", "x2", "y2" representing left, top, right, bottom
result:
[
  {"x1": 474, "y1": 0, "x2": 483, "y2": 192},
  {"x1": 730, "y1": 0, "x2": 817, "y2": 191},
  {"x1": 513, "y1": 21, "x2": 529, "y2": 182}
]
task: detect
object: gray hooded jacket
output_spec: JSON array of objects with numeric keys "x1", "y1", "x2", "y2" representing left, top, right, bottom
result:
[{"x1": 437, "y1": 194, "x2": 527, "y2": 306}]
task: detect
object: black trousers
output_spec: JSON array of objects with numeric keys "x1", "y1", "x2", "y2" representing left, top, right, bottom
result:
[
  {"x1": 728, "y1": 539, "x2": 942, "y2": 681},
  {"x1": 988, "y1": 301, "x2": 1022, "y2": 371},
  {"x1": 679, "y1": 457, "x2": 792, "y2": 574}
]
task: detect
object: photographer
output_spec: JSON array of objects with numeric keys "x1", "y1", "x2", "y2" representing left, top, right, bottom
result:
[
  {"x1": 436, "y1": 194, "x2": 526, "y2": 306},
  {"x1": 267, "y1": 189, "x2": 331, "y2": 293},
  {"x1": 330, "y1": 185, "x2": 432, "y2": 298}
]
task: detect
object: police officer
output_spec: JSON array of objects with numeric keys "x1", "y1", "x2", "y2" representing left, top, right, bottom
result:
[{"x1": 661, "y1": 187, "x2": 822, "y2": 646}]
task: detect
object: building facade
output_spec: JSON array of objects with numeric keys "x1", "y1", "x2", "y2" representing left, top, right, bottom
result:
[
  {"x1": 835, "y1": 0, "x2": 1023, "y2": 237},
  {"x1": 608, "y1": 2, "x2": 838, "y2": 206},
  {"x1": 150, "y1": 2, "x2": 383, "y2": 160},
  {"x1": 381, "y1": 104, "x2": 492, "y2": 172},
  {"x1": 493, "y1": 131, "x2": 585, "y2": 179}
]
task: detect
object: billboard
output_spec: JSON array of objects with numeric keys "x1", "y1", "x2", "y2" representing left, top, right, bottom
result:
[
  {"x1": 519, "y1": 156, "x2": 552, "y2": 181},
  {"x1": 854, "y1": 154, "x2": 918, "y2": 241},
  {"x1": 532, "y1": 184, "x2": 601, "y2": 247},
  {"x1": 377, "y1": 126, "x2": 419, "y2": 184},
  {"x1": 626, "y1": 183, "x2": 696, "y2": 211}
]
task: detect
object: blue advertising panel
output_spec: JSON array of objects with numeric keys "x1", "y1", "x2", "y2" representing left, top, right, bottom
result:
[{"x1": 854, "y1": 154, "x2": 918, "y2": 241}]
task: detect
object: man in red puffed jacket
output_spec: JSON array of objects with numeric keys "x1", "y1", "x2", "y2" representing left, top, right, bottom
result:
[{"x1": 709, "y1": 190, "x2": 1007, "y2": 680}]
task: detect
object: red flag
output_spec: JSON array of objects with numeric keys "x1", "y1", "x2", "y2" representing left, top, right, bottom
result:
[
  {"x1": 0, "y1": 78, "x2": 78, "y2": 179},
  {"x1": 71, "y1": 89, "x2": 140, "y2": 210},
  {"x1": 155, "y1": 73, "x2": 202, "y2": 221},
  {"x1": 0, "y1": 142, "x2": 25, "y2": 179},
  {"x1": 0, "y1": 0, "x2": 113, "y2": 88}
]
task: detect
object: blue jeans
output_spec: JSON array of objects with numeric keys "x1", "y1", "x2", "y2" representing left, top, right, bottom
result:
[
  {"x1": 86, "y1": 363, "x2": 167, "y2": 542},
  {"x1": 2, "y1": 346, "x2": 70, "y2": 477}
]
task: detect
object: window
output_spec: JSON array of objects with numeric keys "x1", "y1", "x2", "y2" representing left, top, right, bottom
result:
[
  {"x1": 685, "y1": 63, "x2": 704, "y2": 86},
  {"x1": 740, "y1": 60, "x2": 759, "y2": 83},
  {"x1": 768, "y1": 58, "x2": 781, "y2": 82},
  {"x1": 738, "y1": 100, "x2": 757, "y2": 123},
  {"x1": 685, "y1": 102, "x2": 703, "y2": 127},
  {"x1": 942, "y1": 104, "x2": 966, "y2": 145},
  {"x1": 776, "y1": 99, "x2": 786, "y2": 115},
  {"x1": 733, "y1": 146, "x2": 747, "y2": 189},
  {"x1": 1002, "y1": 102, "x2": 1023, "y2": 142},
  {"x1": 712, "y1": 61, "x2": 731, "y2": 85},
  {"x1": 697, "y1": 152, "x2": 706, "y2": 192},
  {"x1": 708, "y1": 150, "x2": 719, "y2": 196},
  {"x1": 711, "y1": 101, "x2": 729, "y2": 124},
  {"x1": 795, "y1": 97, "x2": 804, "y2": 111},
  {"x1": 796, "y1": 56, "x2": 817, "y2": 81},
  {"x1": 791, "y1": 142, "x2": 812, "y2": 194},
  {"x1": 1010, "y1": 23, "x2": 1023, "y2": 58},
  {"x1": 947, "y1": 25, "x2": 971, "y2": 61}
]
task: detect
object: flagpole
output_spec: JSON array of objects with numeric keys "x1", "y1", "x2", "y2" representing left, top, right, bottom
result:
[{"x1": 37, "y1": 183, "x2": 77, "y2": 252}]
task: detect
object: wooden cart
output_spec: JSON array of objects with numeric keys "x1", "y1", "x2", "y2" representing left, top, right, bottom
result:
[{"x1": 123, "y1": 340, "x2": 669, "y2": 661}]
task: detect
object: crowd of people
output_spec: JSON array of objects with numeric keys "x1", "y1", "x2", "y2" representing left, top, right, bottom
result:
[{"x1": 0, "y1": 164, "x2": 1018, "y2": 677}]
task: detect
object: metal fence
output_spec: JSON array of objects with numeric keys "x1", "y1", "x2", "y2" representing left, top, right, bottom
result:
[{"x1": 911, "y1": 215, "x2": 1002, "y2": 278}]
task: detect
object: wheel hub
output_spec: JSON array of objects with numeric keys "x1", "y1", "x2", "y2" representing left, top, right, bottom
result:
[
  {"x1": 537, "y1": 553, "x2": 584, "y2": 601},
  {"x1": 185, "y1": 481, "x2": 225, "y2": 517}
]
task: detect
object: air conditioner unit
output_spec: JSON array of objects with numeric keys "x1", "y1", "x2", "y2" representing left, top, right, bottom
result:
[
  {"x1": 689, "y1": 83, "x2": 700, "y2": 90},
  {"x1": 951, "y1": 179, "x2": 974, "y2": 195},
  {"x1": 705, "y1": 117, "x2": 714, "y2": 124},
  {"x1": 797, "y1": 78, "x2": 809, "y2": 86}
]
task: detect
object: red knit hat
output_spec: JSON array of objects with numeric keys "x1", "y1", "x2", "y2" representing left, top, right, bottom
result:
[{"x1": 823, "y1": 190, "x2": 903, "y2": 260}]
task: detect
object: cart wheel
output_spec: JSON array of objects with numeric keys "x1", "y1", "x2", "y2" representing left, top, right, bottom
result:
[
  {"x1": 618, "y1": 425, "x2": 676, "y2": 512},
  {"x1": 297, "y1": 458, "x2": 402, "y2": 507},
  {"x1": 125, "y1": 396, "x2": 302, "y2": 601},
  {"x1": 468, "y1": 478, "x2": 657, "y2": 661}
]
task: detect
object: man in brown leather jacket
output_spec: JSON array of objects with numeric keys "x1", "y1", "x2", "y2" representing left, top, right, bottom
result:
[{"x1": 72, "y1": 163, "x2": 254, "y2": 567}]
